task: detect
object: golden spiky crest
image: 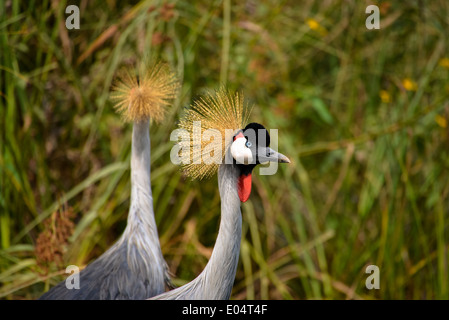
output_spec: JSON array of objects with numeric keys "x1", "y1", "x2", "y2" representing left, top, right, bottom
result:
[
  {"x1": 111, "y1": 62, "x2": 178, "y2": 123},
  {"x1": 178, "y1": 87, "x2": 252, "y2": 180}
]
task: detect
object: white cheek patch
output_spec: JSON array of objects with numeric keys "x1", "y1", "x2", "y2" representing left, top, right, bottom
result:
[{"x1": 231, "y1": 137, "x2": 253, "y2": 165}]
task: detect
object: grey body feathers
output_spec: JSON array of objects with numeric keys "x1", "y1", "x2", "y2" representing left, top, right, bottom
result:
[
  {"x1": 39, "y1": 121, "x2": 169, "y2": 300},
  {"x1": 38, "y1": 238, "x2": 168, "y2": 299}
]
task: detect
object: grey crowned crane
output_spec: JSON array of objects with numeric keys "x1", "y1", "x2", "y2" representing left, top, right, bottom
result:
[
  {"x1": 39, "y1": 63, "x2": 178, "y2": 299},
  {"x1": 151, "y1": 88, "x2": 290, "y2": 299}
]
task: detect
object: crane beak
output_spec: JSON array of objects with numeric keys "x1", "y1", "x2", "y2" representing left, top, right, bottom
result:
[{"x1": 258, "y1": 147, "x2": 291, "y2": 164}]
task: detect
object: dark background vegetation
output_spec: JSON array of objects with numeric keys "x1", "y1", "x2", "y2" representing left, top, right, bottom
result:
[{"x1": 1, "y1": 0, "x2": 448, "y2": 299}]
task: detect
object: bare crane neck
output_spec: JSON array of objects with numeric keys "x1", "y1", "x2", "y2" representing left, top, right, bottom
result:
[
  {"x1": 124, "y1": 120, "x2": 157, "y2": 233},
  {"x1": 116, "y1": 120, "x2": 166, "y2": 293},
  {"x1": 198, "y1": 163, "x2": 242, "y2": 299},
  {"x1": 150, "y1": 155, "x2": 243, "y2": 300}
]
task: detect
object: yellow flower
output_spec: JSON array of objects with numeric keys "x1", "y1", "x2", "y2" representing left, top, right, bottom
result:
[
  {"x1": 379, "y1": 90, "x2": 391, "y2": 103},
  {"x1": 306, "y1": 18, "x2": 327, "y2": 36},
  {"x1": 439, "y1": 57, "x2": 449, "y2": 69},
  {"x1": 307, "y1": 18, "x2": 320, "y2": 30},
  {"x1": 402, "y1": 78, "x2": 417, "y2": 91},
  {"x1": 435, "y1": 114, "x2": 447, "y2": 128}
]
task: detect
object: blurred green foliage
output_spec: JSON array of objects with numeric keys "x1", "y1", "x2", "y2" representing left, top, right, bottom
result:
[{"x1": 0, "y1": 0, "x2": 448, "y2": 299}]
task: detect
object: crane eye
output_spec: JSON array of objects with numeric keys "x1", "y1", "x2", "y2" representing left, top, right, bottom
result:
[{"x1": 245, "y1": 140, "x2": 252, "y2": 148}]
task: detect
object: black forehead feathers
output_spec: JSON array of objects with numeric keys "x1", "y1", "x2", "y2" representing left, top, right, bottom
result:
[{"x1": 242, "y1": 122, "x2": 270, "y2": 147}]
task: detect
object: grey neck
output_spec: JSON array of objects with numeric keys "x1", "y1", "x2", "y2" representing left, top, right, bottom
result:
[
  {"x1": 150, "y1": 157, "x2": 243, "y2": 300},
  {"x1": 196, "y1": 163, "x2": 242, "y2": 299},
  {"x1": 127, "y1": 121, "x2": 155, "y2": 227},
  {"x1": 122, "y1": 120, "x2": 159, "y2": 241},
  {"x1": 117, "y1": 119, "x2": 166, "y2": 292}
]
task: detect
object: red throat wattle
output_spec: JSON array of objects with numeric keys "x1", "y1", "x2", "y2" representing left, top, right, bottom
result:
[{"x1": 238, "y1": 173, "x2": 252, "y2": 202}]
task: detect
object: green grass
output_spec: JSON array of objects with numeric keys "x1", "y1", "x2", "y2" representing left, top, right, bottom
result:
[{"x1": 1, "y1": 0, "x2": 448, "y2": 299}]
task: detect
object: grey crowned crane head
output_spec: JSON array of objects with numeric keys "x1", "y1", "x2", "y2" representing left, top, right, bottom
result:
[
  {"x1": 178, "y1": 87, "x2": 290, "y2": 202},
  {"x1": 230, "y1": 122, "x2": 290, "y2": 202}
]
